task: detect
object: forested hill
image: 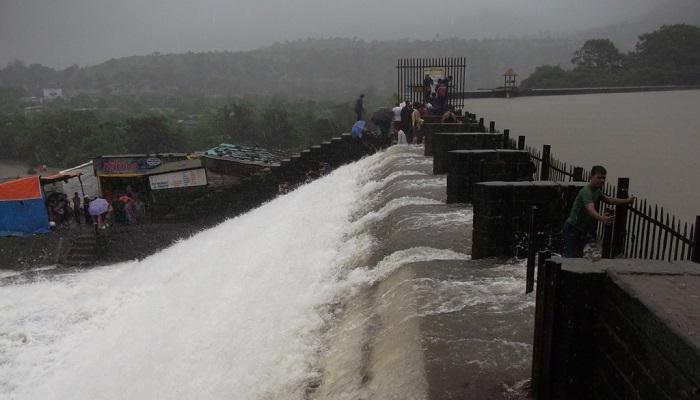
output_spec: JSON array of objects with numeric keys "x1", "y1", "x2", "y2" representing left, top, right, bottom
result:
[
  {"x1": 572, "y1": 0, "x2": 700, "y2": 51},
  {"x1": 0, "y1": 36, "x2": 576, "y2": 103},
  {"x1": 2, "y1": 0, "x2": 697, "y2": 108}
]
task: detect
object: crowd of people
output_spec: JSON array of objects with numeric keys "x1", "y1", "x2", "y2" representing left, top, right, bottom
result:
[
  {"x1": 353, "y1": 75, "x2": 460, "y2": 149},
  {"x1": 46, "y1": 189, "x2": 146, "y2": 233}
]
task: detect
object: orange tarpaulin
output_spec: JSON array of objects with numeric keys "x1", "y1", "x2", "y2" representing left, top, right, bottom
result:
[{"x1": 0, "y1": 176, "x2": 42, "y2": 201}]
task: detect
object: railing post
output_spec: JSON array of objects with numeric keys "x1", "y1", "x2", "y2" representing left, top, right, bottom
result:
[
  {"x1": 692, "y1": 216, "x2": 700, "y2": 263},
  {"x1": 526, "y1": 206, "x2": 539, "y2": 294},
  {"x1": 573, "y1": 167, "x2": 584, "y2": 182},
  {"x1": 602, "y1": 211, "x2": 614, "y2": 259},
  {"x1": 489, "y1": 121, "x2": 496, "y2": 133},
  {"x1": 540, "y1": 145, "x2": 551, "y2": 181},
  {"x1": 612, "y1": 178, "x2": 630, "y2": 257},
  {"x1": 533, "y1": 258, "x2": 561, "y2": 400},
  {"x1": 517, "y1": 135, "x2": 525, "y2": 150},
  {"x1": 532, "y1": 250, "x2": 551, "y2": 398},
  {"x1": 503, "y1": 129, "x2": 510, "y2": 149}
]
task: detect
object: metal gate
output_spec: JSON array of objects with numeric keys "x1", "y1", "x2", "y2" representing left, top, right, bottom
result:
[{"x1": 396, "y1": 57, "x2": 467, "y2": 110}]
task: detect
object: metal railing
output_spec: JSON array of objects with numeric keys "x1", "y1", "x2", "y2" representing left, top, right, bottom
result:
[
  {"x1": 396, "y1": 57, "x2": 467, "y2": 110},
  {"x1": 525, "y1": 143, "x2": 698, "y2": 263}
]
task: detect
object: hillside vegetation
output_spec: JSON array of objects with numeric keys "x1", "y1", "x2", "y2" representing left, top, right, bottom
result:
[
  {"x1": 521, "y1": 24, "x2": 700, "y2": 88},
  {"x1": 0, "y1": 36, "x2": 576, "y2": 112}
]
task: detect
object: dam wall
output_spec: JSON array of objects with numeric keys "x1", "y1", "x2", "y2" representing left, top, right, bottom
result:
[
  {"x1": 532, "y1": 258, "x2": 700, "y2": 400},
  {"x1": 148, "y1": 133, "x2": 370, "y2": 223},
  {"x1": 459, "y1": 85, "x2": 700, "y2": 99}
]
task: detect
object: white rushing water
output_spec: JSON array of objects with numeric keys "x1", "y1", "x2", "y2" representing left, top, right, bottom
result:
[
  {"x1": 0, "y1": 153, "x2": 395, "y2": 400},
  {"x1": 0, "y1": 146, "x2": 525, "y2": 400}
]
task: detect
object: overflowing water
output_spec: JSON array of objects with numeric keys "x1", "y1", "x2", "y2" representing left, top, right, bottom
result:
[{"x1": 0, "y1": 146, "x2": 532, "y2": 399}]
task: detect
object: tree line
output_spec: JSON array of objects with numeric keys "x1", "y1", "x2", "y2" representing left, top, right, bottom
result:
[
  {"x1": 520, "y1": 24, "x2": 700, "y2": 88},
  {"x1": 0, "y1": 36, "x2": 578, "y2": 113},
  {"x1": 0, "y1": 99, "x2": 356, "y2": 169}
]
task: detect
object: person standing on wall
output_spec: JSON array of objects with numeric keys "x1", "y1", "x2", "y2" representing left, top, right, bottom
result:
[
  {"x1": 423, "y1": 74, "x2": 434, "y2": 103},
  {"x1": 392, "y1": 102, "x2": 402, "y2": 136},
  {"x1": 72, "y1": 192, "x2": 81, "y2": 225},
  {"x1": 411, "y1": 102, "x2": 423, "y2": 144},
  {"x1": 355, "y1": 94, "x2": 365, "y2": 121},
  {"x1": 563, "y1": 165, "x2": 634, "y2": 257},
  {"x1": 400, "y1": 102, "x2": 414, "y2": 144}
]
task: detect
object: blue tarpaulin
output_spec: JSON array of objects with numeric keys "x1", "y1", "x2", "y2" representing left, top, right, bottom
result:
[{"x1": 0, "y1": 176, "x2": 50, "y2": 237}]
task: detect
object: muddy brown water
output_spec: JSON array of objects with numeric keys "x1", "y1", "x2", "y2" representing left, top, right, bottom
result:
[{"x1": 466, "y1": 90, "x2": 700, "y2": 224}]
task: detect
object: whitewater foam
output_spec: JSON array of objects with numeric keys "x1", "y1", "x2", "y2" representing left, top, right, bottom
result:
[{"x1": 0, "y1": 153, "x2": 385, "y2": 400}]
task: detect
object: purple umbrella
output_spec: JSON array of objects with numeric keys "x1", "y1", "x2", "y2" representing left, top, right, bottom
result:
[{"x1": 88, "y1": 198, "x2": 109, "y2": 216}]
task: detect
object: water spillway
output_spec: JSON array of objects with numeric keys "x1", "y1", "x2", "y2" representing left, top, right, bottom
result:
[{"x1": 0, "y1": 146, "x2": 532, "y2": 399}]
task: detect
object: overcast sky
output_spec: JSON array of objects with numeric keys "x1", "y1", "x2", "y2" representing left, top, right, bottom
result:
[{"x1": 0, "y1": 0, "x2": 663, "y2": 68}]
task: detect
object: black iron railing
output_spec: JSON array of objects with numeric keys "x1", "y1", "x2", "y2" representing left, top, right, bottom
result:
[
  {"x1": 396, "y1": 57, "x2": 467, "y2": 110},
  {"x1": 525, "y1": 143, "x2": 698, "y2": 263}
]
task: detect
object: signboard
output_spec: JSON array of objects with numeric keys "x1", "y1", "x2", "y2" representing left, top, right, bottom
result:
[
  {"x1": 43, "y1": 88, "x2": 63, "y2": 101},
  {"x1": 149, "y1": 168, "x2": 207, "y2": 190},
  {"x1": 424, "y1": 67, "x2": 445, "y2": 80},
  {"x1": 94, "y1": 157, "x2": 163, "y2": 174},
  {"x1": 417, "y1": 67, "x2": 446, "y2": 93}
]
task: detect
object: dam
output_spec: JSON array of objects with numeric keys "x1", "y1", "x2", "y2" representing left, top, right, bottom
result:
[{"x1": 0, "y1": 145, "x2": 532, "y2": 399}]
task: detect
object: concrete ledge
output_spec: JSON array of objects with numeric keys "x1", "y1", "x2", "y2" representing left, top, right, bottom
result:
[
  {"x1": 539, "y1": 258, "x2": 700, "y2": 399},
  {"x1": 423, "y1": 122, "x2": 473, "y2": 156},
  {"x1": 446, "y1": 150, "x2": 532, "y2": 204},
  {"x1": 471, "y1": 181, "x2": 584, "y2": 258},
  {"x1": 432, "y1": 133, "x2": 503, "y2": 174}
]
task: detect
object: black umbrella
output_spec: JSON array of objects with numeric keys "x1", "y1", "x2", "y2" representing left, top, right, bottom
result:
[{"x1": 371, "y1": 107, "x2": 394, "y2": 125}]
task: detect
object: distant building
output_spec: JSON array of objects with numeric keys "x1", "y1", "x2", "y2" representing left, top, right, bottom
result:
[
  {"x1": 23, "y1": 105, "x2": 44, "y2": 115},
  {"x1": 42, "y1": 88, "x2": 64, "y2": 102}
]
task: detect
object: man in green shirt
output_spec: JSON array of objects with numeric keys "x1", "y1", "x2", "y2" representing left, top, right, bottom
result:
[{"x1": 563, "y1": 165, "x2": 634, "y2": 257}]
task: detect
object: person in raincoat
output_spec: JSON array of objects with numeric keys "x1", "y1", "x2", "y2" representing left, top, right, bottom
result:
[
  {"x1": 351, "y1": 120, "x2": 376, "y2": 153},
  {"x1": 371, "y1": 108, "x2": 394, "y2": 149}
]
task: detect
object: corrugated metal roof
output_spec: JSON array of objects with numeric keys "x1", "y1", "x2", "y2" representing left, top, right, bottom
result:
[
  {"x1": 60, "y1": 161, "x2": 93, "y2": 174},
  {"x1": 97, "y1": 152, "x2": 201, "y2": 159},
  {"x1": 203, "y1": 144, "x2": 287, "y2": 165}
]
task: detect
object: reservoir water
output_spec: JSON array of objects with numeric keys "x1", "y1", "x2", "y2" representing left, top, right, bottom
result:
[{"x1": 467, "y1": 90, "x2": 700, "y2": 224}]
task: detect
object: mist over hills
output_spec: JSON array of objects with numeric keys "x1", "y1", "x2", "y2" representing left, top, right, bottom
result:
[
  {"x1": 0, "y1": 36, "x2": 576, "y2": 104},
  {"x1": 572, "y1": 0, "x2": 700, "y2": 50},
  {"x1": 0, "y1": 0, "x2": 697, "y2": 105}
]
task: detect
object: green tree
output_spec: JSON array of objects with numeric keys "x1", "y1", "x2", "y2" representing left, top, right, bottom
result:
[
  {"x1": 123, "y1": 115, "x2": 181, "y2": 153},
  {"x1": 571, "y1": 39, "x2": 624, "y2": 71},
  {"x1": 222, "y1": 101, "x2": 256, "y2": 144},
  {"x1": 631, "y1": 24, "x2": 700, "y2": 84},
  {"x1": 519, "y1": 65, "x2": 571, "y2": 89},
  {"x1": 0, "y1": 86, "x2": 26, "y2": 113},
  {"x1": 259, "y1": 105, "x2": 296, "y2": 149}
]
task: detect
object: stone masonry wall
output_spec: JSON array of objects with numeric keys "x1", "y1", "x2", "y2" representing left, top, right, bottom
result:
[
  {"x1": 432, "y1": 133, "x2": 504, "y2": 174},
  {"x1": 446, "y1": 149, "x2": 532, "y2": 204},
  {"x1": 471, "y1": 181, "x2": 585, "y2": 259}
]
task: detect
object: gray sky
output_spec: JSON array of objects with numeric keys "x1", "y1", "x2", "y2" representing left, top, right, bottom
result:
[{"x1": 0, "y1": 0, "x2": 662, "y2": 68}]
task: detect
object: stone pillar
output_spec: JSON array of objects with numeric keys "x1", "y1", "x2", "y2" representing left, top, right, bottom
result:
[
  {"x1": 446, "y1": 149, "x2": 532, "y2": 203},
  {"x1": 471, "y1": 181, "x2": 586, "y2": 259},
  {"x1": 422, "y1": 122, "x2": 469, "y2": 156},
  {"x1": 432, "y1": 133, "x2": 503, "y2": 175}
]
